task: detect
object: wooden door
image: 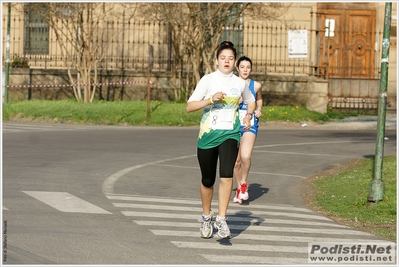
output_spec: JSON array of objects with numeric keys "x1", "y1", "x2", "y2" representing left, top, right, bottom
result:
[
  {"x1": 345, "y1": 10, "x2": 376, "y2": 78},
  {"x1": 318, "y1": 5, "x2": 376, "y2": 79},
  {"x1": 318, "y1": 9, "x2": 343, "y2": 78}
]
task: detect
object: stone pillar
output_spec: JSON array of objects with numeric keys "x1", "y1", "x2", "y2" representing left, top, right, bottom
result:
[{"x1": 306, "y1": 79, "x2": 329, "y2": 114}]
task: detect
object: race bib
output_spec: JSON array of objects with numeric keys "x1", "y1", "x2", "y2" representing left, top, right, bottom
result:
[
  {"x1": 239, "y1": 110, "x2": 255, "y2": 126},
  {"x1": 209, "y1": 109, "x2": 235, "y2": 130}
]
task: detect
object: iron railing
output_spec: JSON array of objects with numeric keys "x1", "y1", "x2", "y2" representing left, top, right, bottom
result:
[{"x1": 2, "y1": 14, "x2": 384, "y2": 79}]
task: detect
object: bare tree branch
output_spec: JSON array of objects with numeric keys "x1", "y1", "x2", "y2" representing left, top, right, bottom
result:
[
  {"x1": 25, "y1": 3, "x2": 138, "y2": 103},
  {"x1": 136, "y1": 2, "x2": 289, "y2": 100}
]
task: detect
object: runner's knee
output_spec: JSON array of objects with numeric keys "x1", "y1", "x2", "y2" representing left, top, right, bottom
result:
[
  {"x1": 202, "y1": 177, "x2": 215, "y2": 188},
  {"x1": 220, "y1": 168, "x2": 234, "y2": 178}
]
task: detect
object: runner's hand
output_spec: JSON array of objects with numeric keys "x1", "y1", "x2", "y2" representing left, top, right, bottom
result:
[{"x1": 243, "y1": 116, "x2": 251, "y2": 130}]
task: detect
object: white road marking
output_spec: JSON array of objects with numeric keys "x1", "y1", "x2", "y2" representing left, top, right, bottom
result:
[
  {"x1": 132, "y1": 219, "x2": 373, "y2": 236},
  {"x1": 114, "y1": 203, "x2": 332, "y2": 221},
  {"x1": 255, "y1": 140, "x2": 366, "y2": 148},
  {"x1": 201, "y1": 254, "x2": 307, "y2": 265},
  {"x1": 150, "y1": 230, "x2": 389, "y2": 244},
  {"x1": 172, "y1": 241, "x2": 306, "y2": 253},
  {"x1": 107, "y1": 194, "x2": 313, "y2": 212},
  {"x1": 102, "y1": 155, "x2": 196, "y2": 195},
  {"x1": 23, "y1": 191, "x2": 111, "y2": 214},
  {"x1": 120, "y1": 211, "x2": 346, "y2": 228},
  {"x1": 255, "y1": 150, "x2": 354, "y2": 158}
]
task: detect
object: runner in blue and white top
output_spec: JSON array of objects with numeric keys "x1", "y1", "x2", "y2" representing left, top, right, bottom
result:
[
  {"x1": 233, "y1": 56, "x2": 263, "y2": 204},
  {"x1": 186, "y1": 41, "x2": 256, "y2": 239}
]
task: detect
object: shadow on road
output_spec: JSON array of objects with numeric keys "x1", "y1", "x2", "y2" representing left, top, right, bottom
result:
[
  {"x1": 237, "y1": 183, "x2": 269, "y2": 205},
  {"x1": 215, "y1": 210, "x2": 265, "y2": 245}
]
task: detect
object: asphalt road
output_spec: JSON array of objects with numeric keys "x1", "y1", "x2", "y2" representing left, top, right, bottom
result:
[{"x1": 2, "y1": 119, "x2": 397, "y2": 265}]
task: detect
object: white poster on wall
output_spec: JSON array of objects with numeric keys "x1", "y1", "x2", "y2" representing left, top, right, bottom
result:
[{"x1": 288, "y1": 29, "x2": 308, "y2": 58}]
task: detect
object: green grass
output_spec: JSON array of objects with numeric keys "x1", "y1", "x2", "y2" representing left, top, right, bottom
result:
[
  {"x1": 305, "y1": 156, "x2": 397, "y2": 242},
  {"x1": 263, "y1": 105, "x2": 342, "y2": 122},
  {"x1": 2, "y1": 99, "x2": 347, "y2": 126}
]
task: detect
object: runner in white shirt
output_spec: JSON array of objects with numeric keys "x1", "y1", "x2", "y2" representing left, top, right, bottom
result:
[{"x1": 186, "y1": 41, "x2": 256, "y2": 239}]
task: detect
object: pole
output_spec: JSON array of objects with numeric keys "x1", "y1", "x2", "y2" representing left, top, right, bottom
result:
[
  {"x1": 146, "y1": 45, "x2": 153, "y2": 121},
  {"x1": 368, "y1": 2, "x2": 392, "y2": 204},
  {"x1": 4, "y1": 3, "x2": 11, "y2": 105},
  {"x1": 146, "y1": 68, "x2": 151, "y2": 120}
]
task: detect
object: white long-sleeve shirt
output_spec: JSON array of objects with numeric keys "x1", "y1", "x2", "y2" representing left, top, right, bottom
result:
[{"x1": 188, "y1": 69, "x2": 255, "y2": 149}]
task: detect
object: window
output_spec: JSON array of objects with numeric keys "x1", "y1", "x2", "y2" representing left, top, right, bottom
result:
[
  {"x1": 220, "y1": 3, "x2": 243, "y2": 56},
  {"x1": 24, "y1": 4, "x2": 49, "y2": 54},
  {"x1": 198, "y1": 3, "x2": 243, "y2": 56}
]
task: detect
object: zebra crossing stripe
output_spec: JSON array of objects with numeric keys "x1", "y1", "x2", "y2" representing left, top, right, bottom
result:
[
  {"x1": 201, "y1": 254, "x2": 306, "y2": 265},
  {"x1": 23, "y1": 191, "x2": 112, "y2": 214},
  {"x1": 120, "y1": 211, "x2": 347, "y2": 228},
  {"x1": 113, "y1": 202, "x2": 332, "y2": 221},
  {"x1": 107, "y1": 194, "x2": 313, "y2": 212},
  {"x1": 150, "y1": 230, "x2": 387, "y2": 243},
  {"x1": 172, "y1": 241, "x2": 307, "y2": 253},
  {"x1": 132, "y1": 220, "x2": 374, "y2": 236}
]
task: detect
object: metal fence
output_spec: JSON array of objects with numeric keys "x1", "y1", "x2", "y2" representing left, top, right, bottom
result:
[
  {"x1": 2, "y1": 14, "x2": 383, "y2": 78},
  {"x1": 2, "y1": 14, "x2": 319, "y2": 76}
]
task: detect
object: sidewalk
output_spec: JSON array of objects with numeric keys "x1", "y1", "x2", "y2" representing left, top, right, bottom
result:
[
  {"x1": 260, "y1": 115, "x2": 397, "y2": 130},
  {"x1": 316, "y1": 115, "x2": 397, "y2": 130}
]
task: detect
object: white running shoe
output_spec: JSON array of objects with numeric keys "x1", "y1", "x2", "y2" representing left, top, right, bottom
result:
[
  {"x1": 198, "y1": 211, "x2": 213, "y2": 238},
  {"x1": 214, "y1": 216, "x2": 231, "y2": 239}
]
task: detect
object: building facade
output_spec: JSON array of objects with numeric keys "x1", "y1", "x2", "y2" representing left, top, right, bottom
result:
[{"x1": 2, "y1": 2, "x2": 397, "y2": 113}]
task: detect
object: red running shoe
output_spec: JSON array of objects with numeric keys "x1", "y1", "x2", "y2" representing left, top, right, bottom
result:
[
  {"x1": 233, "y1": 188, "x2": 242, "y2": 204},
  {"x1": 239, "y1": 182, "x2": 249, "y2": 200}
]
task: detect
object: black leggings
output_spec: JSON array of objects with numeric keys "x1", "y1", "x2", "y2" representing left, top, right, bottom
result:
[{"x1": 197, "y1": 139, "x2": 239, "y2": 188}]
